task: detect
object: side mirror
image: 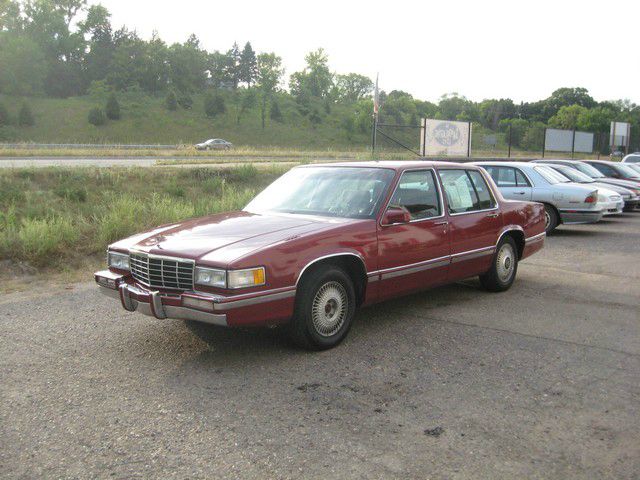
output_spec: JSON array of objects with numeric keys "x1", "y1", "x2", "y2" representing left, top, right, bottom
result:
[{"x1": 382, "y1": 207, "x2": 411, "y2": 226}]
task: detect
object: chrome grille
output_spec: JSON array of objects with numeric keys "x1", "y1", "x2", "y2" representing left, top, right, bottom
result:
[{"x1": 129, "y1": 252, "x2": 194, "y2": 290}]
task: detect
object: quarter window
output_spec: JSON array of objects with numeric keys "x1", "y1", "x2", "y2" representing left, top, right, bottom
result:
[
  {"x1": 388, "y1": 170, "x2": 441, "y2": 220},
  {"x1": 439, "y1": 169, "x2": 496, "y2": 214}
]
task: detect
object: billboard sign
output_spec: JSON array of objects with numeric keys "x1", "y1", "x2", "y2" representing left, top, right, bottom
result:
[
  {"x1": 544, "y1": 128, "x2": 593, "y2": 153},
  {"x1": 610, "y1": 121, "x2": 631, "y2": 148},
  {"x1": 421, "y1": 119, "x2": 471, "y2": 156}
]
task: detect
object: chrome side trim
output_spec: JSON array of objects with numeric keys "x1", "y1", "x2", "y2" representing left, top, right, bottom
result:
[
  {"x1": 296, "y1": 252, "x2": 367, "y2": 286},
  {"x1": 496, "y1": 226, "x2": 525, "y2": 247},
  {"x1": 214, "y1": 289, "x2": 296, "y2": 311},
  {"x1": 525, "y1": 232, "x2": 546, "y2": 244},
  {"x1": 380, "y1": 258, "x2": 450, "y2": 280},
  {"x1": 450, "y1": 246, "x2": 495, "y2": 264}
]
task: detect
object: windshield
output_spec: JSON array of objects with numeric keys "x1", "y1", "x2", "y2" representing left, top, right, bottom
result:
[
  {"x1": 535, "y1": 166, "x2": 570, "y2": 184},
  {"x1": 244, "y1": 166, "x2": 395, "y2": 219},
  {"x1": 552, "y1": 166, "x2": 594, "y2": 183},
  {"x1": 615, "y1": 164, "x2": 640, "y2": 177},
  {"x1": 574, "y1": 162, "x2": 605, "y2": 178}
]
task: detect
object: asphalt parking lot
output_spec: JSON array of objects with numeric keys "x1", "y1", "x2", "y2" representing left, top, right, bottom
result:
[{"x1": 1, "y1": 214, "x2": 639, "y2": 479}]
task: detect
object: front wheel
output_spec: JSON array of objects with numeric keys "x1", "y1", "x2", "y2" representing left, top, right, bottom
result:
[
  {"x1": 479, "y1": 236, "x2": 518, "y2": 292},
  {"x1": 544, "y1": 204, "x2": 559, "y2": 234},
  {"x1": 288, "y1": 266, "x2": 356, "y2": 350}
]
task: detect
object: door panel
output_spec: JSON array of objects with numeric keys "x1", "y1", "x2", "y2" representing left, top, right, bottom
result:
[
  {"x1": 376, "y1": 170, "x2": 450, "y2": 300},
  {"x1": 437, "y1": 168, "x2": 503, "y2": 281}
]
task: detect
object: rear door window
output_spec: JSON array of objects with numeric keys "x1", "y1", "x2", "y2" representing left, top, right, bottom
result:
[{"x1": 439, "y1": 169, "x2": 495, "y2": 214}]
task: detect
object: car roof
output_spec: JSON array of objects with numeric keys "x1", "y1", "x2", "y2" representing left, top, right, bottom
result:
[
  {"x1": 472, "y1": 161, "x2": 537, "y2": 168},
  {"x1": 302, "y1": 160, "x2": 477, "y2": 170}
]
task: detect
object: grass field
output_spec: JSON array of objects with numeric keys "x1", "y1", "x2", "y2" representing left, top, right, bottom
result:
[{"x1": 0, "y1": 165, "x2": 290, "y2": 288}]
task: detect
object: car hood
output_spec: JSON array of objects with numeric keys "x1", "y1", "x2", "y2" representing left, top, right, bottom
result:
[{"x1": 109, "y1": 211, "x2": 336, "y2": 266}]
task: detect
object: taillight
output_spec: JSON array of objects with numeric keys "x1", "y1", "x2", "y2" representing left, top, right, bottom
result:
[{"x1": 584, "y1": 191, "x2": 598, "y2": 204}]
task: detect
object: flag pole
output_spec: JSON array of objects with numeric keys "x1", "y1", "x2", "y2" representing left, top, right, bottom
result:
[{"x1": 371, "y1": 73, "x2": 379, "y2": 158}]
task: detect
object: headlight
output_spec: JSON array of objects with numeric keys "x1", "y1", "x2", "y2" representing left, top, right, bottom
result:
[
  {"x1": 108, "y1": 251, "x2": 130, "y2": 271},
  {"x1": 195, "y1": 267, "x2": 227, "y2": 288},
  {"x1": 228, "y1": 267, "x2": 266, "y2": 289}
]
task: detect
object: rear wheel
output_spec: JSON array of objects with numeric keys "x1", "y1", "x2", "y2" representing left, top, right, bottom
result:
[
  {"x1": 479, "y1": 236, "x2": 518, "y2": 292},
  {"x1": 288, "y1": 266, "x2": 356, "y2": 350},
  {"x1": 543, "y1": 204, "x2": 559, "y2": 234}
]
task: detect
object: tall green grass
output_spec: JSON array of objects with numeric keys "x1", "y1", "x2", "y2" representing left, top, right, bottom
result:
[{"x1": 0, "y1": 165, "x2": 288, "y2": 271}]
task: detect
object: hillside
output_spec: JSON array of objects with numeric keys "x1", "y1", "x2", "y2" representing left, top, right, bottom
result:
[{"x1": 0, "y1": 92, "x2": 372, "y2": 149}]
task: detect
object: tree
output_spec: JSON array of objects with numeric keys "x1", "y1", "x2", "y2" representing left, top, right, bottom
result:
[
  {"x1": 166, "y1": 89, "x2": 178, "y2": 111},
  {"x1": 105, "y1": 93, "x2": 120, "y2": 120},
  {"x1": 88, "y1": 106, "x2": 106, "y2": 126},
  {"x1": 204, "y1": 93, "x2": 226, "y2": 118},
  {"x1": 269, "y1": 100, "x2": 283, "y2": 123},
  {"x1": 0, "y1": 33, "x2": 47, "y2": 95},
  {"x1": 335, "y1": 73, "x2": 373, "y2": 103},
  {"x1": 167, "y1": 34, "x2": 207, "y2": 93},
  {"x1": 141, "y1": 31, "x2": 168, "y2": 94},
  {"x1": 256, "y1": 52, "x2": 284, "y2": 129},
  {"x1": 548, "y1": 105, "x2": 588, "y2": 130},
  {"x1": 289, "y1": 48, "x2": 333, "y2": 100},
  {"x1": 542, "y1": 87, "x2": 596, "y2": 121},
  {"x1": 0, "y1": 102, "x2": 10, "y2": 126},
  {"x1": 437, "y1": 93, "x2": 477, "y2": 121},
  {"x1": 80, "y1": 4, "x2": 114, "y2": 85},
  {"x1": 577, "y1": 107, "x2": 616, "y2": 133},
  {"x1": 478, "y1": 98, "x2": 516, "y2": 130},
  {"x1": 225, "y1": 42, "x2": 241, "y2": 89},
  {"x1": 235, "y1": 88, "x2": 256, "y2": 125},
  {"x1": 18, "y1": 102, "x2": 35, "y2": 126},
  {"x1": 239, "y1": 42, "x2": 257, "y2": 87}
]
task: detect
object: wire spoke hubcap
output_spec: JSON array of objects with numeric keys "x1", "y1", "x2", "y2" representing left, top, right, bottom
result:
[
  {"x1": 311, "y1": 281, "x2": 348, "y2": 337},
  {"x1": 496, "y1": 243, "x2": 515, "y2": 282}
]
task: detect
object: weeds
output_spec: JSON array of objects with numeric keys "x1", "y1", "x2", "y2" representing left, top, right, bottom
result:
[{"x1": 0, "y1": 165, "x2": 286, "y2": 272}]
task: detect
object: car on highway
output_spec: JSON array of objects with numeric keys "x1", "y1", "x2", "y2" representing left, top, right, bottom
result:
[
  {"x1": 582, "y1": 160, "x2": 640, "y2": 184},
  {"x1": 538, "y1": 163, "x2": 626, "y2": 215},
  {"x1": 95, "y1": 161, "x2": 546, "y2": 350},
  {"x1": 621, "y1": 153, "x2": 640, "y2": 164},
  {"x1": 532, "y1": 159, "x2": 640, "y2": 209},
  {"x1": 473, "y1": 161, "x2": 604, "y2": 233},
  {"x1": 195, "y1": 138, "x2": 233, "y2": 150}
]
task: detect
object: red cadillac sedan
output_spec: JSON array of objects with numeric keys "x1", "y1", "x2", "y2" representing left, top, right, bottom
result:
[{"x1": 95, "y1": 161, "x2": 546, "y2": 349}]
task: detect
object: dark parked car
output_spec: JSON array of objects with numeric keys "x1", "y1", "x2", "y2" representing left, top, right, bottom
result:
[
  {"x1": 195, "y1": 138, "x2": 233, "y2": 150},
  {"x1": 95, "y1": 162, "x2": 546, "y2": 350},
  {"x1": 582, "y1": 160, "x2": 640, "y2": 185}
]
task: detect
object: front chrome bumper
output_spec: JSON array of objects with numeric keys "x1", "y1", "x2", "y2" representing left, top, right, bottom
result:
[{"x1": 95, "y1": 270, "x2": 227, "y2": 326}]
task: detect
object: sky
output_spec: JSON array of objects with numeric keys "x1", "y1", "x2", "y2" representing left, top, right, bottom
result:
[{"x1": 97, "y1": 0, "x2": 639, "y2": 105}]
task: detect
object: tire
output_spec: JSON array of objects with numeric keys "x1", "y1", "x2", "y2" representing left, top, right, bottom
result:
[
  {"x1": 479, "y1": 236, "x2": 518, "y2": 292},
  {"x1": 288, "y1": 266, "x2": 356, "y2": 350},
  {"x1": 543, "y1": 204, "x2": 559, "y2": 234}
]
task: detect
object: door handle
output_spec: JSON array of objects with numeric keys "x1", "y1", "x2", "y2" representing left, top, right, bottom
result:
[
  {"x1": 514, "y1": 191, "x2": 526, "y2": 195},
  {"x1": 486, "y1": 212, "x2": 499, "y2": 218},
  {"x1": 434, "y1": 220, "x2": 448, "y2": 226}
]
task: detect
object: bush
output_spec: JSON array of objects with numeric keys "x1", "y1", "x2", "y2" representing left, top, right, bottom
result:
[
  {"x1": 105, "y1": 93, "x2": 121, "y2": 120},
  {"x1": 0, "y1": 103, "x2": 10, "y2": 127},
  {"x1": 204, "y1": 93, "x2": 226, "y2": 118},
  {"x1": 166, "y1": 90, "x2": 178, "y2": 111},
  {"x1": 18, "y1": 103, "x2": 35, "y2": 127},
  {"x1": 88, "y1": 107, "x2": 107, "y2": 126},
  {"x1": 177, "y1": 93, "x2": 193, "y2": 110}
]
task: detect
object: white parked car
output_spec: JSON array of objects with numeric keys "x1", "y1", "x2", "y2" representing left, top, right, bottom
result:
[{"x1": 622, "y1": 153, "x2": 640, "y2": 164}]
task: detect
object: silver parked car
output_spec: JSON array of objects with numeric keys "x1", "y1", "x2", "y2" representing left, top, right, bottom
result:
[
  {"x1": 195, "y1": 138, "x2": 233, "y2": 150},
  {"x1": 532, "y1": 159, "x2": 640, "y2": 211},
  {"x1": 539, "y1": 164, "x2": 624, "y2": 215},
  {"x1": 622, "y1": 153, "x2": 640, "y2": 164},
  {"x1": 473, "y1": 162, "x2": 603, "y2": 233}
]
